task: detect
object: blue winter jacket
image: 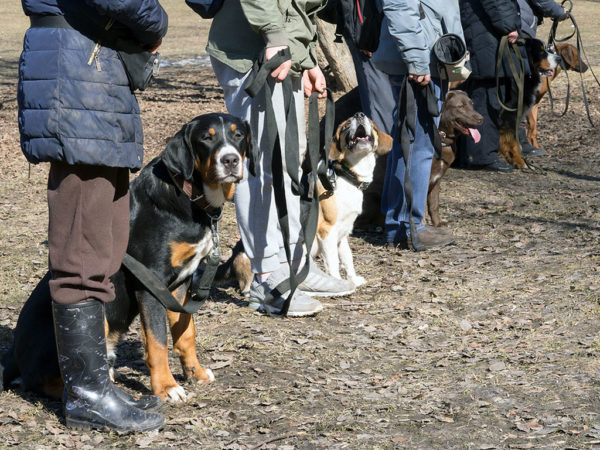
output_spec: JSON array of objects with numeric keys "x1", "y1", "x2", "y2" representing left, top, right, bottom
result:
[
  {"x1": 372, "y1": 0, "x2": 464, "y2": 77},
  {"x1": 517, "y1": 0, "x2": 564, "y2": 38},
  {"x1": 18, "y1": 0, "x2": 168, "y2": 170}
]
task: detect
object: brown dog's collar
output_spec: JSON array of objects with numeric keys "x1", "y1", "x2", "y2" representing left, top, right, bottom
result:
[{"x1": 168, "y1": 170, "x2": 223, "y2": 218}]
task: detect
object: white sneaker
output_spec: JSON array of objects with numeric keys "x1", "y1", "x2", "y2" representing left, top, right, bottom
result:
[
  {"x1": 248, "y1": 268, "x2": 323, "y2": 317},
  {"x1": 298, "y1": 261, "x2": 356, "y2": 297}
]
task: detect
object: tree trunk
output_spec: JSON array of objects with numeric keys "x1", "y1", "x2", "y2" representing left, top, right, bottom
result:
[{"x1": 316, "y1": 19, "x2": 357, "y2": 93}]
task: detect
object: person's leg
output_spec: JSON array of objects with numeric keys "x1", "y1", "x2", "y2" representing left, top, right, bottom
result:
[
  {"x1": 383, "y1": 77, "x2": 453, "y2": 248},
  {"x1": 48, "y1": 163, "x2": 127, "y2": 305},
  {"x1": 347, "y1": 39, "x2": 395, "y2": 134},
  {"x1": 47, "y1": 162, "x2": 163, "y2": 431}
]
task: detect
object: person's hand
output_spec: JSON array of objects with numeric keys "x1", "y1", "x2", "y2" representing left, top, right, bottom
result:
[
  {"x1": 266, "y1": 45, "x2": 291, "y2": 82},
  {"x1": 302, "y1": 65, "x2": 327, "y2": 98},
  {"x1": 559, "y1": 7, "x2": 570, "y2": 21},
  {"x1": 145, "y1": 39, "x2": 162, "y2": 54},
  {"x1": 408, "y1": 73, "x2": 431, "y2": 86},
  {"x1": 507, "y1": 30, "x2": 519, "y2": 44}
]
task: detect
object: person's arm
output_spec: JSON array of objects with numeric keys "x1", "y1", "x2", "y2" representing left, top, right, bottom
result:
[
  {"x1": 479, "y1": 0, "x2": 521, "y2": 36},
  {"x1": 84, "y1": 0, "x2": 168, "y2": 46},
  {"x1": 240, "y1": 0, "x2": 290, "y2": 80},
  {"x1": 530, "y1": 0, "x2": 566, "y2": 19},
  {"x1": 381, "y1": 0, "x2": 430, "y2": 79}
]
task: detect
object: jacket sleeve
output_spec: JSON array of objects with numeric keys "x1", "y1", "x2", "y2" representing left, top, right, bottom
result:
[
  {"x1": 83, "y1": 0, "x2": 168, "y2": 45},
  {"x1": 479, "y1": 0, "x2": 521, "y2": 36},
  {"x1": 530, "y1": 0, "x2": 564, "y2": 18},
  {"x1": 239, "y1": 0, "x2": 288, "y2": 48},
  {"x1": 381, "y1": 0, "x2": 430, "y2": 75}
]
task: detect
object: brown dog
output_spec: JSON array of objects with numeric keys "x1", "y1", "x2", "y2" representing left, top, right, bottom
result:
[
  {"x1": 355, "y1": 89, "x2": 483, "y2": 229},
  {"x1": 526, "y1": 43, "x2": 588, "y2": 149},
  {"x1": 428, "y1": 90, "x2": 483, "y2": 227}
]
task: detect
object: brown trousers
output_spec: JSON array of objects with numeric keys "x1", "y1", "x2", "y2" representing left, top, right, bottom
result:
[{"x1": 47, "y1": 162, "x2": 130, "y2": 304}]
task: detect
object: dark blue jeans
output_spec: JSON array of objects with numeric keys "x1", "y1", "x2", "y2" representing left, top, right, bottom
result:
[{"x1": 382, "y1": 75, "x2": 444, "y2": 244}]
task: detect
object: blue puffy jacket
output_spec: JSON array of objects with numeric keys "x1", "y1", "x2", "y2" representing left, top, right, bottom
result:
[{"x1": 18, "y1": 0, "x2": 168, "y2": 170}]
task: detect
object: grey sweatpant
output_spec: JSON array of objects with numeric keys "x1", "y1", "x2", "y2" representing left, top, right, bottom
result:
[{"x1": 211, "y1": 57, "x2": 306, "y2": 274}]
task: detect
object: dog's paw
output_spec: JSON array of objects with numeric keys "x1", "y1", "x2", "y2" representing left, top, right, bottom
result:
[
  {"x1": 166, "y1": 385, "x2": 187, "y2": 403},
  {"x1": 351, "y1": 276, "x2": 366, "y2": 287},
  {"x1": 195, "y1": 368, "x2": 215, "y2": 385}
]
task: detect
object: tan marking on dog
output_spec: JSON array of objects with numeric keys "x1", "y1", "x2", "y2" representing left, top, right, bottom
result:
[
  {"x1": 230, "y1": 124, "x2": 237, "y2": 132},
  {"x1": 317, "y1": 178, "x2": 337, "y2": 240},
  {"x1": 140, "y1": 324, "x2": 179, "y2": 400},
  {"x1": 167, "y1": 295, "x2": 213, "y2": 385},
  {"x1": 170, "y1": 242, "x2": 196, "y2": 268},
  {"x1": 499, "y1": 126, "x2": 526, "y2": 168},
  {"x1": 208, "y1": 127, "x2": 216, "y2": 136},
  {"x1": 42, "y1": 378, "x2": 64, "y2": 399},
  {"x1": 222, "y1": 182, "x2": 235, "y2": 200}
]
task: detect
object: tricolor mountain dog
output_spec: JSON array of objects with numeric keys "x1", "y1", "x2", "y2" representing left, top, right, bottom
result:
[
  {"x1": 499, "y1": 38, "x2": 561, "y2": 169},
  {"x1": 315, "y1": 112, "x2": 392, "y2": 285},
  {"x1": 1, "y1": 113, "x2": 252, "y2": 403},
  {"x1": 526, "y1": 42, "x2": 588, "y2": 149},
  {"x1": 428, "y1": 90, "x2": 483, "y2": 227}
]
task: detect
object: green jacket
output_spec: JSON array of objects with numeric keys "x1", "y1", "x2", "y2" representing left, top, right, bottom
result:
[{"x1": 206, "y1": 0, "x2": 325, "y2": 76}]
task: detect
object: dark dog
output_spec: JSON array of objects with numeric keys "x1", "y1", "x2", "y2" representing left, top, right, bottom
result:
[
  {"x1": 526, "y1": 42, "x2": 588, "y2": 149},
  {"x1": 1, "y1": 113, "x2": 252, "y2": 402},
  {"x1": 428, "y1": 90, "x2": 483, "y2": 227},
  {"x1": 499, "y1": 38, "x2": 560, "y2": 168}
]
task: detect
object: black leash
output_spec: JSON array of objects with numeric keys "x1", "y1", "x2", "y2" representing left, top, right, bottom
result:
[
  {"x1": 121, "y1": 213, "x2": 221, "y2": 315},
  {"x1": 243, "y1": 50, "x2": 333, "y2": 316},
  {"x1": 496, "y1": 36, "x2": 526, "y2": 157},
  {"x1": 547, "y1": 0, "x2": 600, "y2": 127},
  {"x1": 396, "y1": 77, "x2": 442, "y2": 252}
]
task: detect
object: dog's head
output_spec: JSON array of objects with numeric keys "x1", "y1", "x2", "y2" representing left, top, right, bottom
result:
[
  {"x1": 526, "y1": 38, "x2": 561, "y2": 78},
  {"x1": 329, "y1": 112, "x2": 393, "y2": 162},
  {"x1": 440, "y1": 90, "x2": 484, "y2": 143},
  {"x1": 161, "y1": 113, "x2": 254, "y2": 202},
  {"x1": 555, "y1": 43, "x2": 588, "y2": 73}
]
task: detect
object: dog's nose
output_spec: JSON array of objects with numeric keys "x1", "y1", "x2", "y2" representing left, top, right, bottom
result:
[
  {"x1": 221, "y1": 153, "x2": 240, "y2": 169},
  {"x1": 355, "y1": 112, "x2": 366, "y2": 119}
]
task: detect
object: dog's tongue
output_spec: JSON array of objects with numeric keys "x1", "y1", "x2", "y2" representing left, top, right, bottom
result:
[{"x1": 469, "y1": 128, "x2": 481, "y2": 144}]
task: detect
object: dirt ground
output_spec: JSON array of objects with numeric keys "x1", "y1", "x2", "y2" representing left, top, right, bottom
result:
[{"x1": 1, "y1": 2, "x2": 600, "y2": 449}]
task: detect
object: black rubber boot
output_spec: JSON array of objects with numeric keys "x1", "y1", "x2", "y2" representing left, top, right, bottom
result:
[{"x1": 52, "y1": 300, "x2": 164, "y2": 432}]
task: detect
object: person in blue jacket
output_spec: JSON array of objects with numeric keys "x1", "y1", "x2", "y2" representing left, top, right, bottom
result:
[
  {"x1": 18, "y1": 0, "x2": 168, "y2": 432},
  {"x1": 372, "y1": 0, "x2": 462, "y2": 250}
]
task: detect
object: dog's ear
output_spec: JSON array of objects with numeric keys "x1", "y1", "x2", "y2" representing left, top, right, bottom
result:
[
  {"x1": 559, "y1": 44, "x2": 588, "y2": 72},
  {"x1": 328, "y1": 122, "x2": 344, "y2": 160},
  {"x1": 243, "y1": 120, "x2": 258, "y2": 177},
  {"x1": 161, "y1": 123, "x2": 195, "y2": 181},
  {"x1": 373, "y1": 122, "x2": 394, "y2": 156}
]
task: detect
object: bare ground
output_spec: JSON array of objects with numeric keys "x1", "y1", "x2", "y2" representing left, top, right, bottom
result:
[{"x1": 1, "y1": 2, "x2": 600, "y2": 449}]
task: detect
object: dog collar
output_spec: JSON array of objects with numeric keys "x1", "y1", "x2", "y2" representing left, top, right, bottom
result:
[
  {"x1": 167, "y1": 170, "x2": 223, "y2": 218},
  {"x1": 330, "y1": 160, "x2": 371, "y2": 191}
]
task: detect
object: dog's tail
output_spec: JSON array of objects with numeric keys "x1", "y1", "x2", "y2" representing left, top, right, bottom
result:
[{"x1": 215, "y1": 240, "x2": 253, "y2": 297}]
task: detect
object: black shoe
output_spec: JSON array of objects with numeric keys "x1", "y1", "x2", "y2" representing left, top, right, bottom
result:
[
  {"x1": 469, "y1": 161, "x2": 514, "y2": 172},
  {"x1": 52, "y1": 300, "x2": 164, "y2": 432},
  {"x1": 518, "y1": 127, "x2": 546, "y2": 157}
]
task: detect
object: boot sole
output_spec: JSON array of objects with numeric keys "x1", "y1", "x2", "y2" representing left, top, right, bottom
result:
[{"x1": 66, "y1": 415, "x2": 164, "y2": 433}]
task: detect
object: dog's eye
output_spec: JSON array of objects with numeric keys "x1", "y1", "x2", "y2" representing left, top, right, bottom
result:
[
  {"x1": 202, "y1": 134, "x2": 214, "y2": 141},
  {"x1": 233, "y1": 130, "x2": 244, "y2": 140}
]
